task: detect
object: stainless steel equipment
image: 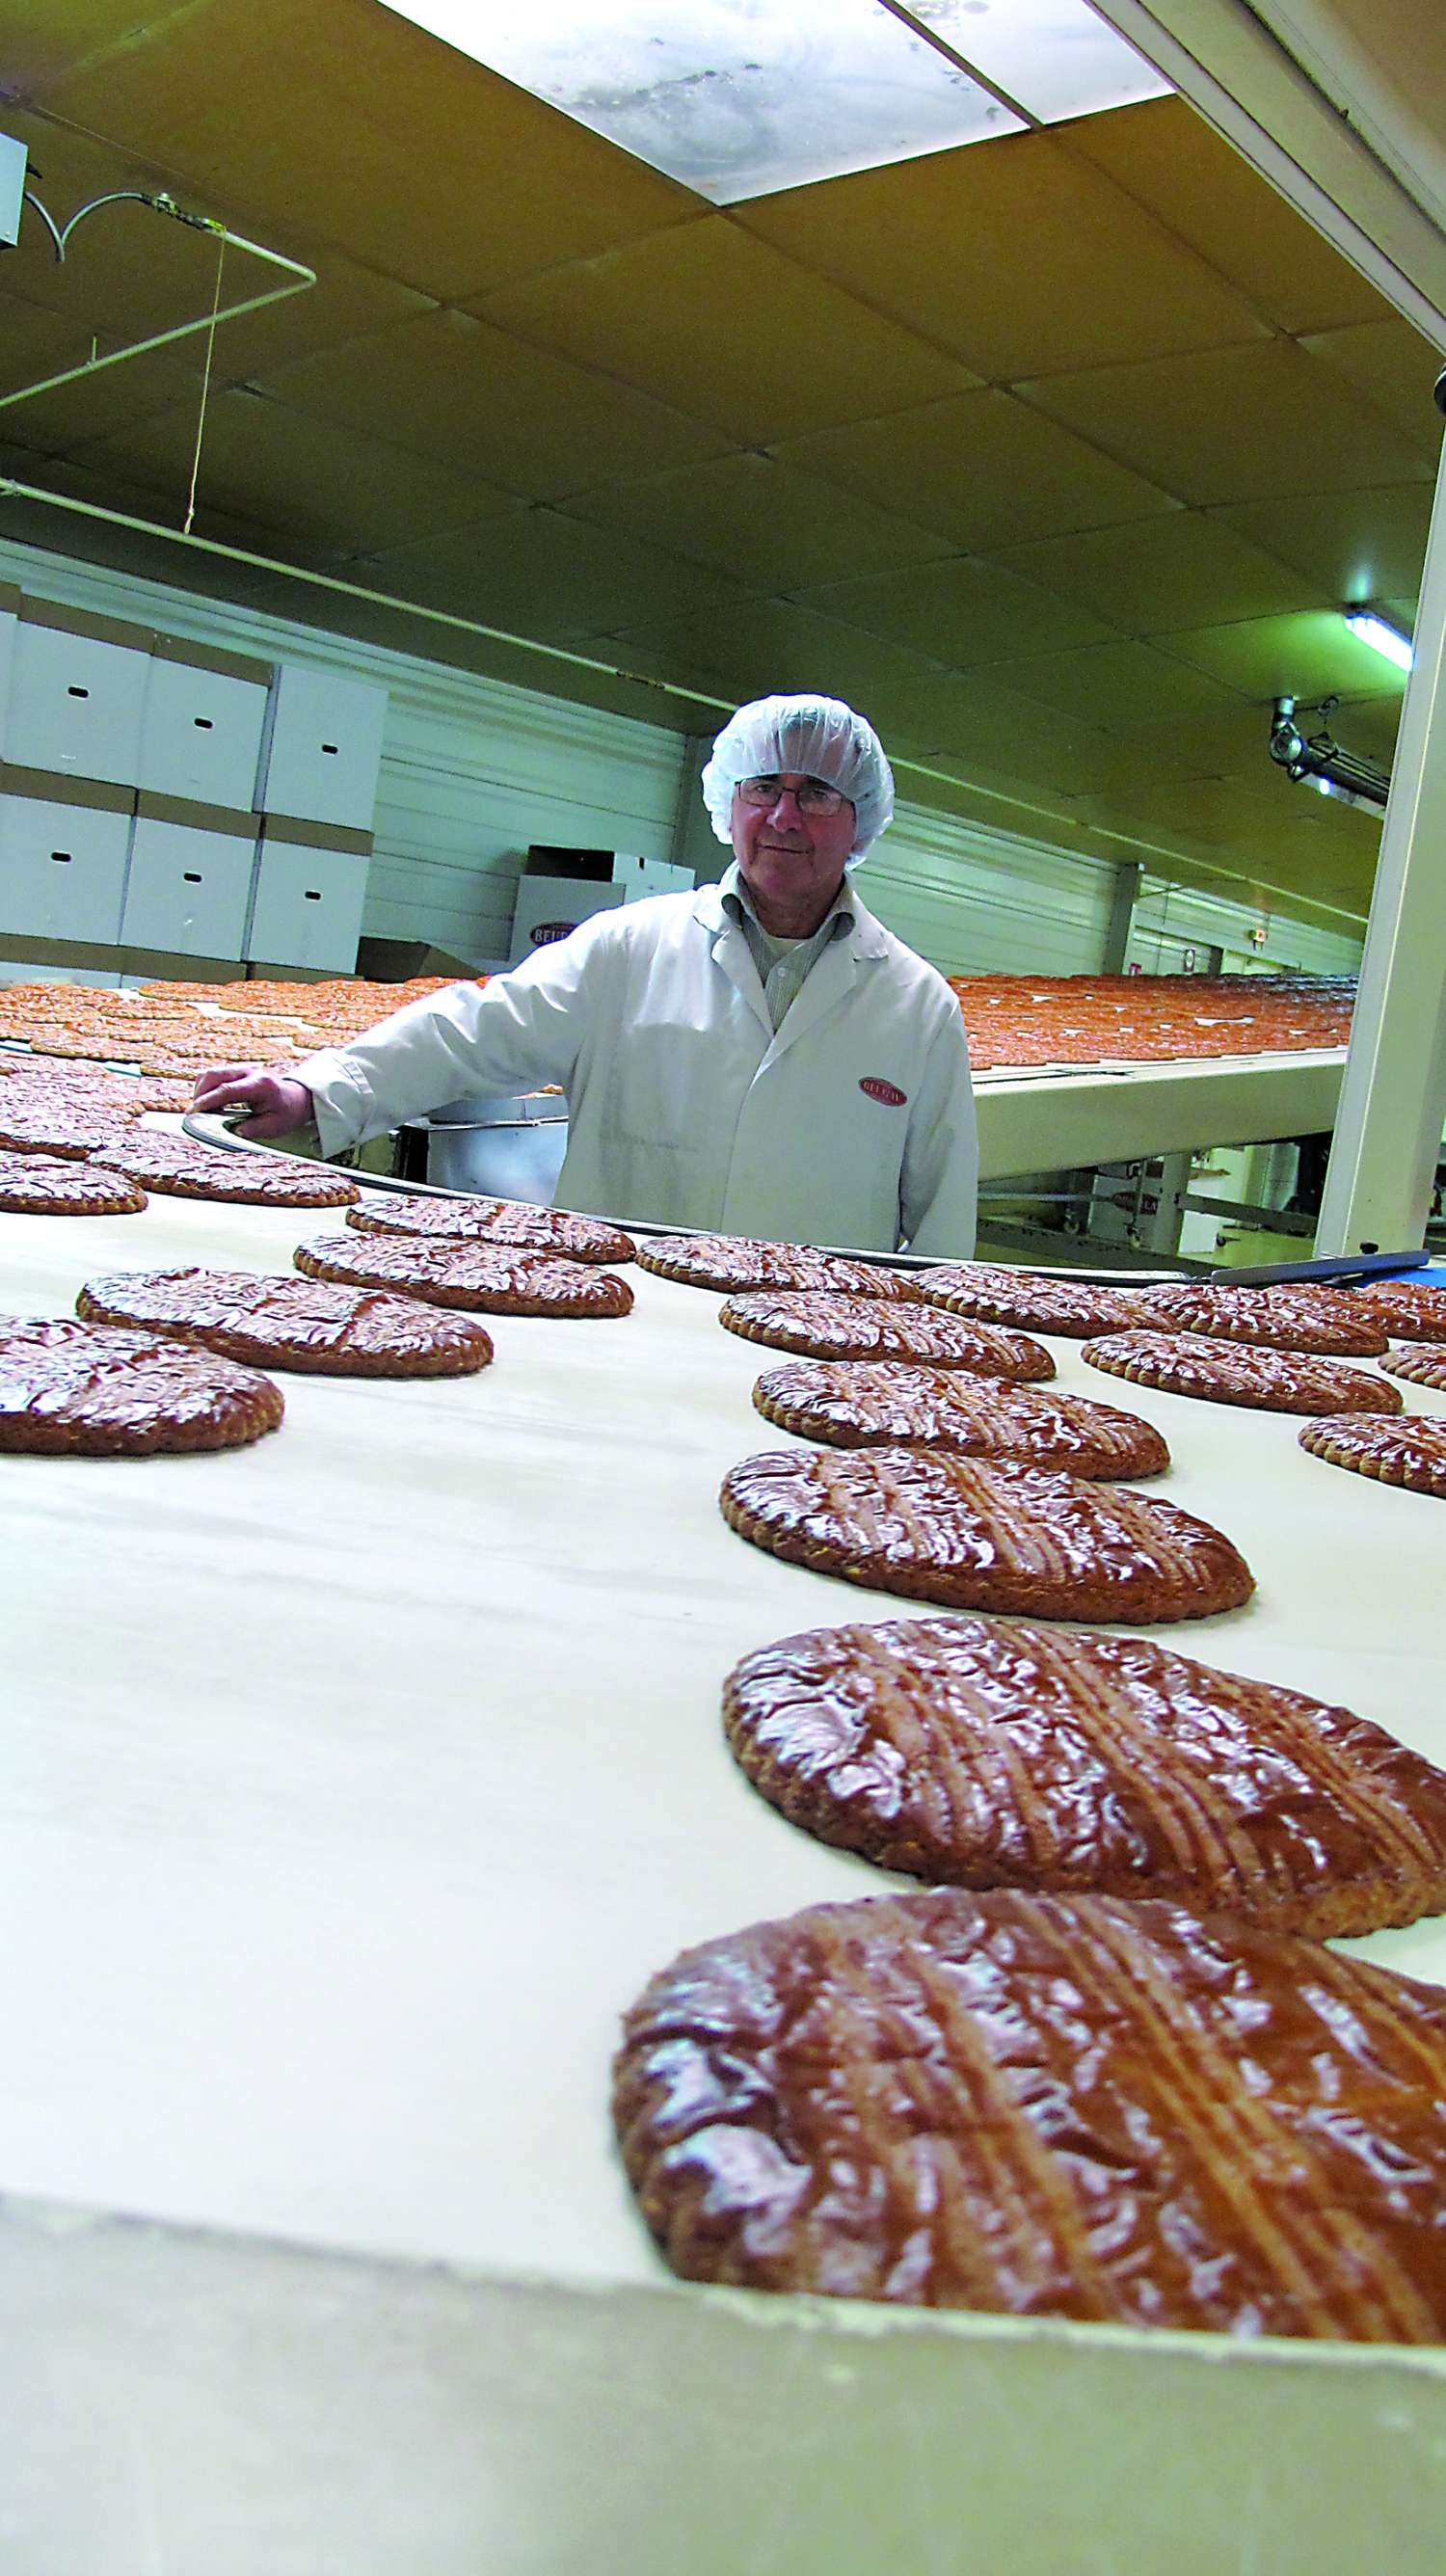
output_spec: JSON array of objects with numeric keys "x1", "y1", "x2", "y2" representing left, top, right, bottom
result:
[{"x1": 399, "y1": 1091, "x2": 568, "y2": 1201}]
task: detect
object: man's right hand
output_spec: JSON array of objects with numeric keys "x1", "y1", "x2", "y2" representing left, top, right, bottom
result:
[{"x1": 191, "y1": 1063, "x2": 316, "y2": 1140}]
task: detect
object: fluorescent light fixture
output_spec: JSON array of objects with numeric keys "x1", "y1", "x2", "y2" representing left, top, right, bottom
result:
[
  {"x1": 0, "y1": 133, "x2": 27, "y2": 250},
  {"x1": 904, "y1": 0, "x2": 1169, "y2": 123},
  {"x1": 382, "y1": 0, "x2": 1031, "y2": 201},
  {"x1": 1344, "y1": 610, "x2": 1414, "y2": 673}
]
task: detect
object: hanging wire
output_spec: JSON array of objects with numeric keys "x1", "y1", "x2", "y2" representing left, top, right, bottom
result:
[{"x1": 182, "y1": 228, "x2": 226, "y2": 537}]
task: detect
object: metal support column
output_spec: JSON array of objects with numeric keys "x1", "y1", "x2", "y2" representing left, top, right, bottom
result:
[
  {"x1": 1317, "y1": 416, "x2": 1446, "y2": 1255},
  {"x1": 1147, "y1": 1151, "x2": 1191, "y2": 1257},
  {"x1": 1102, "y1": 861, "x2": 1141, "y2": 974}
]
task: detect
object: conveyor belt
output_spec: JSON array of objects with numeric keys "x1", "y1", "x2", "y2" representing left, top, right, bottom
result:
[{"x1": 975, "y1": 1047, "x2": 1346, "y2": 1178}]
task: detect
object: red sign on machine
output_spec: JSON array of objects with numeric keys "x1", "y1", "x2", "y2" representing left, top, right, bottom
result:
[
  {"x1": 530, "y1": 922, "x2": 578, "y2": 946},
  {"x1": 859, "y1": 1076, "x2": 908, "y2": 1107}
]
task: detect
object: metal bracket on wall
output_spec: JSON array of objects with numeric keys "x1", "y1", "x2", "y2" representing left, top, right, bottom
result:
[{"x1": 0, "y1": 184, "x2": 314, "y2": 418}]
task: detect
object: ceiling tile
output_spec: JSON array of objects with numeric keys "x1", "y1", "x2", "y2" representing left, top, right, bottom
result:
[
  {"x1": 793, "y1": 555, "x2": 1118, "y2": 663},
  {"x1": 1063, "y1": 96, "x2": 1397, "y2": 336},
  {"x1": 775, "y1": 390, "x2": 1178, "y2": 551},
  {"x1": 0, "y1": 305, "x2": 204, "y2": 453},
  {"x1": 988, "y1": 511, "x2": 1330, "y2": 635},
  {"x1": 1299, "y1": 318, "x2": 1446, "y2": 451},
  {"x1": 70, "y1": 387, "x2": 522, "y2": 556},
  {"x1": 365, "y1": 506, "x2": 758, "y2": 644},
  {"x1": 1157, "y1": 609, "x2": 1410, "y2": 703},
  {"x1": 472, "y1": 217, "x2": 978, "y2": 448},
  {"x1": 987, "y1": 637, "x2": 1248, "y2": 726},
  {"x1": 2, "y1": 0, "x2": 173, "y2": 94},
  {"x1": 560, "y1": 451, "x2": 953, "y2": 591},
  {"x1": 254, "y1": 307, "x2": 732, "y2": 501},
  {"x1": 37, "y1": 0, "x2": 701, "y2": 303},
  {"x1": 607, "y1": 597, "x2": 948, "y2": 725},
  {"x1": 1211, "y1": 484, "x2": 1433, "y2": 608},
  {"x1": 1017, "y1": 339, "x2": 1439, "y2": 506},
  {"x1": 733, "y1": 128, "x2": 1270, "y2": 382}
]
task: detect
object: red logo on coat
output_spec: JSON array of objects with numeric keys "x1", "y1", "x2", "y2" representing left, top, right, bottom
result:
[{"x1": 859, "y1": 1076, "x2": 908, "y2": 1108}]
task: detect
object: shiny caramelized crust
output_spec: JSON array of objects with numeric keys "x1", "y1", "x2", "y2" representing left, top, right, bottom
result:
[
  {"x1": 0, "y1": 1152, "x2": 146, "y2": 1215},
  {"x1": 1382, "y1": 1346, "x2": 1446, "y2": 1391},
  {"x1": 1299, "y1": 1414, "x2": 1446, "y2": 1496},
  {"x1": 752, "y1": 1360, "x2": 1167, "y2": 1478},
  {"x1": 1352, "y1": 1278, "x2": 1446, "y2": 1342},
  {"x1": 1083, "y1": 1329, "x2": 1401, "y2": 1415},
  {"x1": 91, "y1": 1136, "x2": 359, "y2": 1207},
  {"x1": 344, "y1": 1192, "x2": 634, "y2": 1265},
  {"x1": 722, "y1": 1615, "x2": 1446, "y2": 1934},
  {"x1": 1135, "y1": 1282, "x2": 1388, "y2": 1356},
  {"x1": 721, "y1": 1292, "x2": 1055, "y2": 1381},
  {"x1": 917, "y1": 1261, "x2": 1156, "y2": 1336},
  {"x1": 634, "y1": 1233, "x2": 919, "y2": 1299},
  {"x1": 718, "y1": 1447, "x2": 1252, "y2": 1622},
  {"x1": 0, "y1": 1316, "x2": 283, "y2": 1455},
  {"x1": 612, "y1": 1889, "x2": 1446, "y2": 2338},
  {"x1": 294, "y1": 1231, "x2": 632, "y2": 1318},
  {"x1": 0, "y1": 1108, "x2": 136, "y2": 1158},
  {"x1": 77, "y1": 1268, "x2": 493, "y2": 1377}
]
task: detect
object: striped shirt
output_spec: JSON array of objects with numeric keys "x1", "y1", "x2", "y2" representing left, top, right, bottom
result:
[{"x1": 719, "y1": 863, "x2": 856, "y2": 1034}]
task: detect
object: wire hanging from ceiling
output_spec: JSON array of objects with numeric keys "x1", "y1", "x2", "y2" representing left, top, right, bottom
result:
[{"x1": 182, "y1": 229, "x2": 227, "y2": 537}]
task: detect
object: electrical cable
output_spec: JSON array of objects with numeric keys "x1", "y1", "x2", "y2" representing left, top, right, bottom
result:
[{"x1": 182, "y1": 230, "x2": 226, "y2": 537}]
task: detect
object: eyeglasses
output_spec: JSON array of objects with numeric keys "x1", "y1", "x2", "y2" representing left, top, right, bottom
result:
[{"x1": 736, "y1": 774, "x2": 850, "y2": 817}]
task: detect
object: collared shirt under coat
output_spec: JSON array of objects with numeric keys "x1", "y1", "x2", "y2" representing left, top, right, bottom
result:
[{"x1": 296, "y1": 876, "x2": 978, "y2": 1255}]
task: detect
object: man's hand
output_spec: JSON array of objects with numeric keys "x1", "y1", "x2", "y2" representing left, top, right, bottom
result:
[{"x1": 191, "y1": 1063, "x2": 315, "y2": 1140}]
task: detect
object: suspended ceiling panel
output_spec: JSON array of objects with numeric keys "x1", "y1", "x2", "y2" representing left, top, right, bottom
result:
[{"x1": 1, "y1": 0, "x2": 1441, "y2": 939}]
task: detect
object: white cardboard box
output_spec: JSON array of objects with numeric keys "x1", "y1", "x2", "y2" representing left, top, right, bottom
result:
[
  {"x1": 255, "y1": 663, "x2": 388, "y2": 832},
  {"x1": 246, "y1": 818, "x2": 371, "y2": 972},
  {"x1": 2, "y1": 599, "x2": 154, "y2": 788},
  {"x1": 139, "y1": 637, "x2": 273, "y2": 810},
  {"x1": 120, "y1": 795, "x2": 259, "y2": 960},
  {"x1": 0, "y1": 768, "x2": 133, "y2": 945}
]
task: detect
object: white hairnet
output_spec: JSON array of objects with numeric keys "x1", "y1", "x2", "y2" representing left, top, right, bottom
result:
[{"x1": 701, "y1": 693, "x2": 895, "y2": 860}]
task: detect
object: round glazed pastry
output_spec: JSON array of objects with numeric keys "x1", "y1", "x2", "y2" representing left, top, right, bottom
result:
[
  {"x1": 92, "y1": 1135, "x2": 359, "y2": 1207},
  {"x1": 0, "y1": 1315, "x2": 283, "y2": 1455},
  {"x1": 751, "y1": 1359, "x2": 1167, "y2": 1477},
  {"x1": 719, "y1": 1445, "x2": 1253, "y2": 1622},
  {"x1": 635, "y1": 1233, "x2": 919, "y2": 1299},
  {"x1": 721, "y1": 1292, "x2": 1055, "y2": 1380},
  {"x1": 76, "y1": 1268, "x2": 494, "y2": 1377},
  {"x1": 0, "y1": 1106, "x2": 136, "y2": 1159},
  {"x1": 0, "y1": 1151, "x2": 147, "y2": 1215},
  {"x1": 1082, "y1": 1330, "x2": 1402, "y2": 1415},
  {"x1": 722, "y1": 1614, "x2": 1446, "y2": 1934},
  {"x1": 294, "y1": 1231, "x2": 633, "y2": 1318},
  {"x1": 1135, "y1": 1281, "x2": 1388, "y2": 1356},
  {"x1": 345, "y1": 1192, "x2": 634, "y2": 1265},
  {"x1": 916, "y1": 1261, "x2": 1155, "y2": 1336},
  {"x1": 614, "y1": 1888, "x2": 1446, "y2": 2337},
  {"x1": 1299, "y1": 1413, "x2": 1446, "y2": 1497}
]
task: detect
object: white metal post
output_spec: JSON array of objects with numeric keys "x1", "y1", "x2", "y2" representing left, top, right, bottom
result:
[{"x1": 1316, "y1": 417, "x2": 1446, "y2": 1255}]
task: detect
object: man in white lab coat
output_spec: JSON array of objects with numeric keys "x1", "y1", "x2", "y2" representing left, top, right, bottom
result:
[{"x1": 194, "y1": 694, "x2": 977, "y2": 1256}]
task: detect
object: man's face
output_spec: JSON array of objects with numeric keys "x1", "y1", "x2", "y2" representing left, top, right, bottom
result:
[{"x1": 730, "y1": 772, "x2": 856, "y2": 935}]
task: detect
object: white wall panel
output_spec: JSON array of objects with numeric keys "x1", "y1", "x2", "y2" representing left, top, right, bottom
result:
[{"x1": 862, "y1": 809, "x2": 1118, "y2": 976}]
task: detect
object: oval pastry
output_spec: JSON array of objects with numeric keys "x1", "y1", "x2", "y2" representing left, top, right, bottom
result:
[
  {"x1": 614, "y1": 1889, "x2": 1446, "y2": 2337},
  {"x1": 1381, "y1": 1347, "x2": 1446, "y2": 1391},
  {"x1": 1135, "y1": 1281, "x2": 1387, "y2": 1356},
  {"x1": 1299, "y1": 1413, "x2": 1446, "y2": 1496},
  {"x1": 1351, "y1": 1277, "x2": 1446, "y2": 1342},
  {"x1": 719, "y1": 1446, "x2": 1253, "y2": 1622},
  {"x1": 0, "y1": 1151, "x2": 146, "y2": 1215},
  {"x1": 723, "y1": 1614, "x2": 1446, "y2": 1934},
  {"x1": 77, "y1": 1268, "x2": 494, "y2": 1377},
  {"x1": 721, "y1": 1292, "x2": 1055, "y2": 1381},
  {"x1": 345, "y1": 1192, "x2": 634, "y2": 1265},
  {"x1": 294, "y1": 1231, "x2": 632, "y2": 1318},
  {"x1": 917, "y1": 1261, "x2": 1155, "y2": 1336},
  {"x1": 0, "y1": 1316, "x2": 282, "y2": 1455},
  {"x1": 1083, "y1": 1330, "x2": 1401, "y2": 1415},
  {"x1": 635, "y1": 1233, "x2": 918, "y2": 1299},
  {"x1": 91, "y1": 1135, "x2": 359, "y2": 1207},
  {"x1": 752, "y1": 1359, "x2": 1166, "y2": 1477}
]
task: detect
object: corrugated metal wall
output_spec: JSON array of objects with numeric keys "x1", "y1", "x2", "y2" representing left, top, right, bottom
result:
[{"x1": 0, "y1": 532, "x2": 1366, "y2": 981}]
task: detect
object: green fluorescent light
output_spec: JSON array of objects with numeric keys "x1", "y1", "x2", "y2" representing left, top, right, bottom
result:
[{"x1": 1344, "y1": 611, "x2": 1414, "y2": 673}]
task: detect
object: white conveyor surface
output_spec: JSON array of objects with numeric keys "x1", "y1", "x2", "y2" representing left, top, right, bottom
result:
[
  {"x1": 2, "y1": 1187, "x2": 1446, "y2": 2289},
  {"x1": 975, "y1": 1046, "x2": 1346, "y2": 1176}
]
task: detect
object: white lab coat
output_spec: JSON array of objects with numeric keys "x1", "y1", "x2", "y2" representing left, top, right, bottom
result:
[{"x1": 299, "y1": 881, "x2": 977, "y2": 1255}]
